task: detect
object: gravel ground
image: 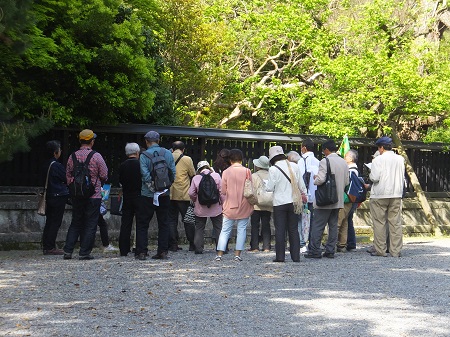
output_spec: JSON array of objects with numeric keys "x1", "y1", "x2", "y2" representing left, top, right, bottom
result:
[{"x1": 1, "y1": 238, "x2": 450, "y2": 337}]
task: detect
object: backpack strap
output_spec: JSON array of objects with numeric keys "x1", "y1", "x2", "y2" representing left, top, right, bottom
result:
[
  {"x1": 274, "y1": 164, "x2": 291, "y2": 183},
  {"x1": 85, "y1": 150, "x2": 96, "y2": 165},
  {"x1": 175, "y1": 154, "x2": 184, "y2": 166}
]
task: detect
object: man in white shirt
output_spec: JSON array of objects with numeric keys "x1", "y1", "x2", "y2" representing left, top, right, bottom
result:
[
  {"x1": 300, "y1": 140, "x2": 320, "y2": 251},
  {"x1": 369, "y1": 136, "x2": 405, "y2": 257}
]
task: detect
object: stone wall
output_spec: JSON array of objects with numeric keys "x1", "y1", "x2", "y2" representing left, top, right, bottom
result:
[{"x1": 0, "y1": 192, "x2": 449, "y2": 250}]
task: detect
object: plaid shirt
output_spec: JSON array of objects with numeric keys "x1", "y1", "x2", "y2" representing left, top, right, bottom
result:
[{"x1": 66, "y1": 146, "x2": 108, "y2": 198}]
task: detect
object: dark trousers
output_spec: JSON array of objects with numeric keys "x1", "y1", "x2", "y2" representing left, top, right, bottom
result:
[
  {"x1": 250, "y1": 210, "x2": 272, "y2": 250},
  {"x1": 43, "y1": 195, "x2": 68, "y2": 251},
  {"x1": 168, "y1": 200, "x2": 194, "y2": 247},
  {"x1": 97, "y1": 214, "x2": 109, "y2": 247},
  {"x1": 308, "y1": 208, "x2": 339, "y2": 255},
  {"x1": 273, "y1": 203, "x2": 300, "y2": 261},
  {"x1": 119, "y1": 196, "x2": 140, "y2": 256},
  {"x1": 307, "y1": 202, "x2": 314, "y2": 243},
  {"x1": 346, "y1": 203, "x2": 358, "y2": 249},
  {"x1": 135, "y1": 195, "x2": 170, "y2": 255},
  {"x1": 194, "y1": 214, "x2": 222, "y2": 252},
  {"x1": 64, "y1": 198, "x2": 101, "y2": 256}
]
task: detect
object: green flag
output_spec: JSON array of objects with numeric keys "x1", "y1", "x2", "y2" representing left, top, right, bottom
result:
[{"x1": 338, "y1": 135, "x2": 350, "y2": 157}]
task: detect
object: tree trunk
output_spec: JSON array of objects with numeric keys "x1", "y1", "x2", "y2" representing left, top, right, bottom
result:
[{"x1": 390, "y1": 125, "x2": 442, "y2": 236}]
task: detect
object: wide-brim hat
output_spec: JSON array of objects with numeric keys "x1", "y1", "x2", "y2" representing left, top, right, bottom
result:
[
  {"x1": 268, "y1": 146, "x2": 284, "y2": 160},
  {"x1": 197, "y1": 160, "x2": 212, "y2": 172},
  {"x1": 253, "y1": 155, "x2": 270, "y2": 169}
]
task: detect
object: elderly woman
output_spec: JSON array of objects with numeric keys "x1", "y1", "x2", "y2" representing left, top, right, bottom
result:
[
  {"x1": 42, "y1": 140, "x2": 69, "y2": 255},
  {"x1": 215, "y1": 149, "x2": 254, "y2": 262},
  {"x1": 189, "y1": 161, "x2": 224, "y2": 254},
  {"x1": 249, "y1": 155, "x2": 273, "y2": 252},
  {"x1": 267, "y1": 146, "x2": 307, "y2": 262},
  {"x1": 118, "y1": 142, "x2": 142, "y2": 256}
]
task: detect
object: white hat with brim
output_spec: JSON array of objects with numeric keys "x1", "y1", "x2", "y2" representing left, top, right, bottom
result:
[
  {"x1": 253, "y1": 155, "x2": 270, "y2": 169},
  {"x1": 197, "y1": 160, "x2": 212, "y2": 172},
  {"x1": 268, "y1": 146, "x2": 285, "y2": 161}
]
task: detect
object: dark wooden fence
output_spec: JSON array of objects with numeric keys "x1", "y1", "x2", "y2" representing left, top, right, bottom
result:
[{"x1": 0, "y1": 124, "x2": 449, "y2": 192}]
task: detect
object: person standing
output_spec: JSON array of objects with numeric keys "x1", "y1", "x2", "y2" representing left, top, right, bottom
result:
[
  {"x1": 135, "y1": 131, "x2": 176, "y2": 261},
  {"x1": 118, "y1": 143, "x2": 142, "y2": 256},
  {"x1": 215, "y1": 149, "x2": 253, "y2": 262},
  {"x1": 168, "y1": 141, "x2": 196, "y2": 252},
  {"x1": 267, "y1": 146, "x2": 307, "y2": 263},
  {"x1": 189, "y1": 161, "x2": 224, "y2": 254},
  {"x1": 63, "y1": 129, "x2": 108, "y2": 260},
  {"x1": 42, "y1": 140, "x2": 69, "y2": 255},
  {"x1": 305, "y1": 140, "x2": 349, "y2": 259},
  {"x1": 300, "y1": 140, "x2": 320, "y2": 252},
  {"x1": 369, "y1": 136, "x2": 405, "y2": 257},
  {"x1": 249, "y1": 155, "x2": 272, "y2": 252},
  {"x1": 337, "y1": 149, "x2": 360, "y2": 252}
]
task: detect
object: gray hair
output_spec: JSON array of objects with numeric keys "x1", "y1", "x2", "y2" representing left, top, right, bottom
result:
[
  {"x1": 287, "y1": 151, "x2": 301, "y2": 163},
  {"x1": 345, "y1": 149, "x2": 358, "y2": 163},
  {"x1": 125, "y1": 142, "x2": 140, "y2": 156}
]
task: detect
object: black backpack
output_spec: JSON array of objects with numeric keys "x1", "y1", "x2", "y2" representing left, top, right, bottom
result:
[
  {"x1": 68, "y1": 151, "x2": 96, "y2": 198},
  {"x1": 198, "y1": 171, "x2": 220, "y2": 207},
  {"x1": 142, "y1": 149, "x2": 172, "y2": 191},
  {"x1": 302, "y1": 157, "x2": 311, "y2": 191}
]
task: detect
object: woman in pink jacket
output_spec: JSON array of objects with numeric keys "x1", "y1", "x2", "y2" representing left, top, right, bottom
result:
[{"x1": 215, "y1": 149, "x2": 254, "y2": 261}]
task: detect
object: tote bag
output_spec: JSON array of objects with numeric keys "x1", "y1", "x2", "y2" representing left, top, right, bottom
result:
[
  {"x1": 244, "y1": 169, "x2": 258, "y2": 205},
  {"x1": 315, "y1": 157, "x2": 338, "y2": 206}
]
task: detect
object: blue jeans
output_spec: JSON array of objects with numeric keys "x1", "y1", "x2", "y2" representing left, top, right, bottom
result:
[
  {"x1": 64, "y1": 198, "x2": 101, "y2": 256},
  {"x1": 217, "y1": 216, "x2": 250, "y2": 252},
  {"x1": 346, "y1": 203, "x2": 358, "y2": 249}
]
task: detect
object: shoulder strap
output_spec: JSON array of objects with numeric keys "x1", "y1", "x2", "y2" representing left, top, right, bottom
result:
[
  {"x1": 44, "y1": 161, "x2": 55, "y2": 190},
  {"x1": 141, "y1": 151, "x2": 151, "y2": 160},
  {"x1": 85, "y1": 150, "x2": 96, "y2": 165},
  {"x1": 325, "y1": 157, "x2": 331, "y2": 178},
  {"x1": 302, "y1": 156, "x2": 307, "y2": 171},
  {"x1": 175, "y1": 154, "x2": 184, "y2": 166},
  {"x1": 274, "y1": 164, "x2": 291, "y2": 183}
]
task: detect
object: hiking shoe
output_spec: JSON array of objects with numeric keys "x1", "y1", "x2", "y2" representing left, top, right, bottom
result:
[
  {"x1": 43, "y1": 249, "x2": 64, "y2": 255},
  {"x1": 234, "y1": 255, "x2": 243, "y2": 262},
  {"x1": 135, "y1": 253, "x2": 147, "y2": 261},
  {"x1": 300, "y1": 246, "x2": 308, "y2": 254},
  {"x1": 79, "y1": 255, "x2": 94, "y2": 260},
  {"x1": 336, "y1": 247, "x2": 347, "y2": 253},
  {"x1": 215, "y1": 255, "x2": 222, "y2": 261},
  {"x1": 103, "y1": 244, "x2": 118, "y2": 252},
  {"x1": 323, "y1": 252, "x2": 335, "y2": 258},
  {"x1": 151, "y1": 252, "x2": 168, "y2": 260},
  {"x1": 63, "y1": 253, "x2": 72, "y2": 260}
]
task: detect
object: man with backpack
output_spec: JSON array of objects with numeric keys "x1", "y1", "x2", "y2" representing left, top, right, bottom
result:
[
  {"x1": 63, "y1": 129, "x2": 108, "y2": 260},
  {"x1": 135, "y1": 131, "x2": 176, "y2": 261},
  {"x1": 168, "y1": 141, "x2": 196, "y2": 252},
  {"x1": 337, "y1": 149, "x2": 366, "y2": 253}
]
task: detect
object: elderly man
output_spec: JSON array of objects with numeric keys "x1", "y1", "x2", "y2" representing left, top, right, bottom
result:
[
  {"x1": 305, "y1": 140, "x2": 349, "y2": 259},
  {"x1": 369, "y1": 136, "x2": 405, "y2": 257},
  {"x1": 135, "y1": 131, "x2": 176, "y2": 261},
  {"x1": 168, "y1": 141, "x2": 196, "y2": 252}
]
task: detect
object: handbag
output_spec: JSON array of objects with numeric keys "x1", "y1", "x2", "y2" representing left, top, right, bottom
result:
[
  {"x1": 110, "y1": 194, "x2": 123, "y2": 216},
  {"x1": 37, "y1": 161, "x2": 55, "y2": 216},
  {"x1": 315, "y1": 157, "x2": 338, "y2": 206},
  {"x1": 255, "y1": 175, "x2": 273, "y2": 207},
  {"x1": 244, "y1": 169, "x2": 258, "y2": 205},
  {"x1": 183, "y1": 202, "x2": 196, "y2": 225}
]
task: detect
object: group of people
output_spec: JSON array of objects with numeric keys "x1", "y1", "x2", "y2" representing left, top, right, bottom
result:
[{"x1": 41, "y1": 128, "x2": 405, "y2": 261}]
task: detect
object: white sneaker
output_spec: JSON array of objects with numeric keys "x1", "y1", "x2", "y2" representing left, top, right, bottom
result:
[
  {"x1": 300, "y1": 246, "x2": 308, "y2": 253},
  {"x1": 103, "y1": 244, "x2": 118, "y2": 252}
]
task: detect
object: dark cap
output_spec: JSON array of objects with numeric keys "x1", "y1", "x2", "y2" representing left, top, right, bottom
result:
[
  {"x1": 375, "y1": 136, "x2": 392, "y2": 146},
  {"x1": 322, "y1": 139, "x2": 337, "y2": 152},
  {"x1": 144, "y1": 131, "x2": 160, "y2": 142}
]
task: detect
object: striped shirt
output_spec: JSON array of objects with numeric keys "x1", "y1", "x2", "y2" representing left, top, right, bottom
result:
[{"x1": 66, "y1": 146, "x2": 108, "y2": 199}]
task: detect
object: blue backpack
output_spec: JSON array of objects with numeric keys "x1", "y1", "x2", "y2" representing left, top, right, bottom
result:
[{"x1": 346, "y1": 169, "x2": 367, "y2": 203}]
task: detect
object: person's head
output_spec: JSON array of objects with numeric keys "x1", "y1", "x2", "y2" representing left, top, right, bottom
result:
[
  {"x1": 172, "y1": 140, "x2": 185, "y2": 152},
  {"x1": 287, "y1": 151, "x2": 301, "y2": 163},
  {"x1": 144, "y1": 130, "x2": 160, "y2": 147},
  {"x1": 375, "y1": 136, "x2": 393, "y2": 154},
  {"x1": 197, "y1": 160, "x2": 212, "y2": 173},
  {"x1": 125, "y1": 142, "x2": 140, "y2": 158},
  {"x1": 253, "y1": 155, "x2": 270, "y2": 171},
  {"x1": 214, "y1": 148, "x2": 231, "y2": 171},
  {"x1": 268, "y1": 146, "x2": 286, "y2": 165},
  {"x1": 321, "y1": 139, "x2": 337, "y2": 156},
  {"x1": 79, "y1": 129, "x2": 96, "y2": 146},
  {"x1": 46, "y1": 140, "x2": 61, "y2": 159},
  {"x1": 301, "y1": 140, "x2": 314, "y2": 154},
  {"x1": 345, "y1": 149, "x2": 358, "y2": 164},
  {"x1": 229, "y1": 149, "x2": 243, "y2": 164}
]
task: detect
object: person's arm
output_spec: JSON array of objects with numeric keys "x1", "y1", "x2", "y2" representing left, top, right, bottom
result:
[
  {"x1": 96, "y1": 154, "x2": 108, "y2": 183},
  {"x1": 314, "y1": 158, "x2": 327, "y2": 185},
  {"x1": 369, "y1": 158, "x2": 380, "y2": 183},
  {"x1": 54, "y1": 162, "x2": 67, "y2": 184},
  {"x1": 187, "y1": 158, "x2": 196, "y2": 179},
  {"x1": 140, "y1": 154, "x2": 151, "y2": 184},
  {"x1": 188, "y1": 176, "x2": 197, "y2": 201},
  {"x1": 166, "y1": 150, "x2": 176, "y2": 183},
  {"x1": 266, "y1": 167, "x2": 276, "y2": 192}
]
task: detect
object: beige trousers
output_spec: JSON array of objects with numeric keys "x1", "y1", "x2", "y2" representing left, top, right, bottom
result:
[
  {"x1": 369, "y1": 198, "x2": 403, "y2": 257},
  {"x1": 337, "y1": 203, "x2": 353, "y2": 248}
]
